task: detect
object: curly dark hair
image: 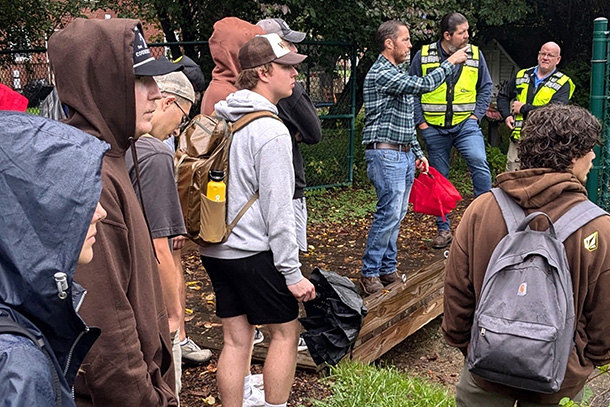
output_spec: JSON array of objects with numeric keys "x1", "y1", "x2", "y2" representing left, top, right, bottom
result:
[{"x1": 519, "y1": 104, "x2": 602, "y2": 172}]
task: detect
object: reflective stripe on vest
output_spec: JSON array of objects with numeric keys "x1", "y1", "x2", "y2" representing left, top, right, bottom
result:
[
  {"x1": 511, "y1": 68, "x2": 575, "y2": 141},
  {"x1": 420, "y1": 42, "x2": 480, "y2": 127}
]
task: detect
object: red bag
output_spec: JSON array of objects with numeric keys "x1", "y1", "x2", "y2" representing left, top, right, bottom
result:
[
  {"x1": 409, "y1": 166, "x2": 462, "y2": 221},
  {"x1": 0, "y1": 84, "x2": 28, "y2": 112}
]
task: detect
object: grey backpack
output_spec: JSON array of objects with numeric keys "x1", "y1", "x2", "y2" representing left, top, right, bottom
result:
[{"x1": 467, "y1": 188, "x2": 607, "y2": 393}]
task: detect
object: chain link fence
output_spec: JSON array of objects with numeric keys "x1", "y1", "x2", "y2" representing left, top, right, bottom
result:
[{"x1": 0, "y1": 40, "x2": 357, "y2": 189}]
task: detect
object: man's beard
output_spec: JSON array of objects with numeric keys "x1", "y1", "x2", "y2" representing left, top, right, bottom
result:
[{"x1": 447, "y1": 41, "x2": 467, "y2": 53}]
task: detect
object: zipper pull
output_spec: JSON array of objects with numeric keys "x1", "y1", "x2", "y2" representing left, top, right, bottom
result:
[{"x1": 480, "y1": 328, "x2": 486, "y2": 336}]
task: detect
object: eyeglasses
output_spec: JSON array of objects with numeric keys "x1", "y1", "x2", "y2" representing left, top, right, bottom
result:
[
  {"x1": 173, "y1": 101, "x2": 190, "y2": 130},
  {"x1": 538, "y1": 52, "x2": 558, "y2": 58}
]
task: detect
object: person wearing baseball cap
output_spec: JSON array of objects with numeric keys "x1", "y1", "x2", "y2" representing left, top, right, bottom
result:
[
  {"x1": 48, "y1": 18, "x2": 180, "y2": 405},
  {"x1": 199, "y1": 32, "x2": 315, "y2": 407},
  {"x1": 125, "y1": 70, "x2": 212, "y2": 404},
  {"x1": 256, "y1": 19, "x2": 322, "y2": 297}
]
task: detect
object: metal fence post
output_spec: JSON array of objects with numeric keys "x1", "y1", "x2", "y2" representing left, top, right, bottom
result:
[
  {"x1": 347, "y1": 44, "x2": 357, "y2": 184},
  {"x1": 587, "y1": 17, "x2": 608, "y2": 204}
]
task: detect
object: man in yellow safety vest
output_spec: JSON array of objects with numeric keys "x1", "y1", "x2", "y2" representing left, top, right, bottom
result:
[
  {"x1": 410, "y1": 12, "x2": 493, "y2": 249},
  {"x1": 497, "y1": 42, "x2": 575, "y2": 171}
]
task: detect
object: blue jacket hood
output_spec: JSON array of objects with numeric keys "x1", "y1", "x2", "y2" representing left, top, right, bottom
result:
[{"x1": 0, "y1": 111, "x2": 107, "y2": 383}]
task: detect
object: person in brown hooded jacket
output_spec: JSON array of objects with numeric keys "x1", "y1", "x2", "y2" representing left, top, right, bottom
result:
[
  {"x1": 48, "y1": 18, "x2": 181, "y2": 406},
  {"x1": 200, "y1": 17, "x2": 264, "y2": 115},
  {"x1": 443, "y1": 104, "x2": 610, "y2": 406}
]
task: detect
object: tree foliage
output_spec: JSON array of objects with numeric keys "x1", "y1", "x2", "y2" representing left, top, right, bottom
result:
[
  {"x1": 3, "y1": 0, "x2": 609, "y2": 106},
  {"x1": 0, "y1": 0, "x2": 112, "y2": 49}
]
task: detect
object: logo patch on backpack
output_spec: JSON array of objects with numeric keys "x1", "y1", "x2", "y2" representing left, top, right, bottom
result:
[
  {"x1": 584, "y1": 231, "x2": 598, "y2": 252},
  {"x1": 517, "y1": 282, "x2": 527, "y2": 296}
]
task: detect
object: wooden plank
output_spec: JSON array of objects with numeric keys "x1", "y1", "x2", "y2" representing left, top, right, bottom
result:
[
  {"x1": 200, "y1": 258, "x2": 447, "y2": 371},
  {"x1": 350, "y1": 289, "x2": 444, "y2": 364},
  {"x1": 358, "y1": 260, "x2": 446, "y2": 338}
]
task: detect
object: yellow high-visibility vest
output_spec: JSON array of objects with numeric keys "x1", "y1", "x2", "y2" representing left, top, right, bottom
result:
[
  {"x1": 511, "y1": 68, "x2": 575, "y2": 141},
  {"x1": 420, "y1": 43, "x2": 479, "y2": 127}
]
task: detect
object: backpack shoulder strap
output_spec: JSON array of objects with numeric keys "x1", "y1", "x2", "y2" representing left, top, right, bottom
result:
[
  {"x1": 0, "y1": 317, "x2": 63, "y2": 407},
  {"x1": 491, "y1": 188, "x2": 526, "y2": 233},
  {"x1": 221, "y1": 111, "x2": 281, "y2": 237},
  {"x1": 231, "y1": 111, "x2": 281, "y2": 132},
  {"x1": 0, "y1": 316, "x2": 44, "y2": 347},
  {"x1": 554, "y1": 199, "x2": 608, "y2": 242},
  {"x1": 225, "y1": 192, "x2": 260, "y2": 237}
]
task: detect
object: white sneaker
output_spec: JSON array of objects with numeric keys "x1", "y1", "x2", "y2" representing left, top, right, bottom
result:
[
  {"x1": 297, "y1": 336, "x2": 308, "y2": 352},
  {"x1": 250, "y1": 373, "x2": 264, "y2": 391},
  {"x1": 253, "y1": 328, "x2": 264, "y2": 345},
  {"x1": 243, "y1": 384, "x2": 265, "y2": 407},
  {"x1": 180, "y1": 337, "x2": 212, "y2": 365}
]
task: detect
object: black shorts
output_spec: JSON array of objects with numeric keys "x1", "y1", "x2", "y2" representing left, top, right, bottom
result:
[{"x1": 200, "y1": 251, "x2": 299, "y2": 325}]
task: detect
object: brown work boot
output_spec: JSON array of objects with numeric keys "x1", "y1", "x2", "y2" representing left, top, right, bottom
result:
[
  {"x1": 379, "y1": 271, "x2": 401, "y2": 286},
  {"x1": 360, "y1": 276, "x2": 383, "y2": 295},
  {"x1": 432, "y1": 230, "x2": 453, "y2": 249}
]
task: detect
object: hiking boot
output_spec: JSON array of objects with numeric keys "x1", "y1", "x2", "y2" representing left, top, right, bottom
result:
[
  {"x1": 379, "y1": 271, "x2": 401, "y2": 286},
  {"x1": 432, "y1": 230, "x2": 453, "y2": 249},
  {"x1": 253, "y1": 327, "x2": 264, "y2": 345},
  {"x1": 181, "y1": 337, "x2": 212, "y2": 365},
  {"x1": 360, "y1": 276, "x2": 383, "y2": 295}
]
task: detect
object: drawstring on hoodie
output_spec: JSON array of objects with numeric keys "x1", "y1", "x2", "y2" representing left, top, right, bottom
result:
[{"x1": 129, "y1": 137, "x2": 160, "y2": 263}]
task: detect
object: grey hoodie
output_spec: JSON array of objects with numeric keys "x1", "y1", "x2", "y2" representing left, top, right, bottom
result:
[{"x1": 199, "y1": 90, "x2": 303, "y2": 286}]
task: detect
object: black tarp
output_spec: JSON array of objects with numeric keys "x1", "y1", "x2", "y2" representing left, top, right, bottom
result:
[{"x1": 300, "y1": 268, "x2": 367, "y2": 366}]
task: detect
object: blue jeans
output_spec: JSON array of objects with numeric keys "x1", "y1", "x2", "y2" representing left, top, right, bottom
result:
[
  {"x1": 421, "y1": 119, "x2": 491, "y2": 231},
  {"x1": 361, "y1": 148, "x2": 415, "y2": 277}
]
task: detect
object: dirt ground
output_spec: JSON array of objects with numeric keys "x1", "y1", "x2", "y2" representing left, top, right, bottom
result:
[{"x1": 178, "y1": 195, "x2": 610, "y2": 407}]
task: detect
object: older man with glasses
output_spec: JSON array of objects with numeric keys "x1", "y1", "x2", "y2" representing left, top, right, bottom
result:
[
  {"x1": 497, "y1": 41, "x2": 575, "y2": 171},
  {"x1": 125, "y1": 71, "x2": 212, "y2": 404}
]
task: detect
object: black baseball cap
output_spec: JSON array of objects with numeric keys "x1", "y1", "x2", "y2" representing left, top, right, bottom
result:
[{"x1": 132, "y1": 25, "x2": 181, "y2": 76}]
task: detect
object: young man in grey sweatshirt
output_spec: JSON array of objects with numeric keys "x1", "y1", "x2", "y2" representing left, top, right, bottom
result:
[{"x1": 198, "y1": 33, "x2": 316, "y2": 407}]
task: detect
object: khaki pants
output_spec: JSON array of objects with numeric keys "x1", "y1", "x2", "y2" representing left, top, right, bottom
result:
[
  {"x1": 506, "y1": 141, "x2": 521, "y2": 172},
  {"x1": 456, "y1": 361, "x2": 582, "y2": 407}
]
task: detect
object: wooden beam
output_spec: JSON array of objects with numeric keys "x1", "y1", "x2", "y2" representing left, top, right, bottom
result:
[
  {"x1": 350, "y1": 289, "x2": 444, "y2": 363},
  {"x1": 219, "y1": 259, "x2": 446, "y2": 371}
]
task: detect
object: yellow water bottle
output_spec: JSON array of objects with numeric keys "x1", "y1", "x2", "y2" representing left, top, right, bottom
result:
[{"x1": 207, "y1": 170, "x2": 226, "y2": 202}]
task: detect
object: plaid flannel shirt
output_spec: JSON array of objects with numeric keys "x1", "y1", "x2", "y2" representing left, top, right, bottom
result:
[{"x1": 362, "y1": 54, "x2": 455, "y2": 158}]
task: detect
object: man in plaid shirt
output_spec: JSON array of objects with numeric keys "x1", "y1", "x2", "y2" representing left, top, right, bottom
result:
[{"x1": 360, "y1": 20, "x2": 467, "y2": 295}]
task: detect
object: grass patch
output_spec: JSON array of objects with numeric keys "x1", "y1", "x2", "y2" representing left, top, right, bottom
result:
[
  {"x1": 305, "y1": 185, "x2": 376, "y2": 225},
  {"x1": 303, "y1": 361, "x2": 454, "y2": 407}
]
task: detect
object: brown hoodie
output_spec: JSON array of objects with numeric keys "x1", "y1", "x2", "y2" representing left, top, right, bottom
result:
[
  {"x1": 48, "y1": 18, "x2": 177, "y2": 406},
  {"x1": 200, "y1": 17, "x2": 264, "y2": 115},
  {"x1": 443, "y1": 169, "x2": 610, "y2": 403}
]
